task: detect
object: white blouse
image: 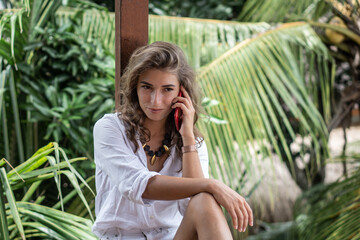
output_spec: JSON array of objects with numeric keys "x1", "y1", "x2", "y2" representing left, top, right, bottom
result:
[{"x1": 92, "y1": 113, "x2": 209, "y2": 240}]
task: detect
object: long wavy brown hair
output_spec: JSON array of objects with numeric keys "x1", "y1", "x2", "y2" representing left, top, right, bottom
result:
[{"x1": 117, "y1": 41, "x2": 204, "y2": 156}]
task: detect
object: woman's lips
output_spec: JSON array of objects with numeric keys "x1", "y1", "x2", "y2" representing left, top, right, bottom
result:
[{"x1": 148, "y1": 108, "x2": 163, "y2": 113}]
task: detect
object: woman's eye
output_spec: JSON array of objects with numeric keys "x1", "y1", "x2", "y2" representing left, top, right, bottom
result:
[
  {"x1": 164, "y1": 88, "x2": 174, "y2": 92},
  {"x1": 142, "y1": 85, "x2": 151, "y2": 90}
]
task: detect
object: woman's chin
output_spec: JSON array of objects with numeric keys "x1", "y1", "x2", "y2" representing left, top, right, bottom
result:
[{"x1": 145, "y1": 111, "x2": 170, "y2": 122}]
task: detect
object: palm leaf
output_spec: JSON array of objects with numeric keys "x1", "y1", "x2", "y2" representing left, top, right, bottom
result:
[
  {"x1": 149, "y1": 15, "x2": 271, "y2": 68},
  {"x1": 54, "y1": 10, "x2": 271, "y2": 69},
  {"x1": 55, "y1": 7, "x2": 115, "y2": 56},
  {"x1": 238, "y1": 0, "x2": 331, "y2": 22},
  {"x1": 294, "y1": 163, "x2": 360, "y2": 239},
  {"x1": 196, "y1": 22, "x2": 333, "y2": 187}
]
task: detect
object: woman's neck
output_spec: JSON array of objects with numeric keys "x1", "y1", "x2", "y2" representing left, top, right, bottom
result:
[{"x1": 143, "y1": 118, "x2": 167, "y2": 138}]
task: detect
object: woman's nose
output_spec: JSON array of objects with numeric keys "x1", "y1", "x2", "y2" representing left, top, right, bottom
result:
[{"x1": 151, "y1": 91, "x2": 161, "y2": 104}]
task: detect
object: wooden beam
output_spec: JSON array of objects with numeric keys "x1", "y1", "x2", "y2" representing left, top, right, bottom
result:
[{"x1": 115, "y1": 0, "x2": 149, "y2": 109}]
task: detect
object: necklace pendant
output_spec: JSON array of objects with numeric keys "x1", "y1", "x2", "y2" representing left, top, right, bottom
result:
[{"x1": 150, "y1": 155, "x2": 156, "y2": 165}]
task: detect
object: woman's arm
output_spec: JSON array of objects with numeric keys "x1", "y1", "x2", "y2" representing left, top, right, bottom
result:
[
  {"x1": 172, "y1": 86, "x2": 205, "y2": 178},
  {"x1": 168, "y1": 87, "x2": 253, "y2": 228},
  {"x1": 142, "y1": 175, "x2": 253, "y2": 229},
  {"x1": 182, "y1": 136, "x2": 204, "y2": 178}
]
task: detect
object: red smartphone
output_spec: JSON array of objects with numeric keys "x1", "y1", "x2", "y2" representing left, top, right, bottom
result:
[{"x1": 174, "y1": 91, "x2": 183, "y2": 131}]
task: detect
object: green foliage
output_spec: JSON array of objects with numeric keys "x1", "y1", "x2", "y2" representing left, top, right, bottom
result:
[
  {"x1": 149, "y1": 0, "x2": 247, "y2": 20},
  {"x1": 0, "y1": 3, "x2": 115, "y2": 172},
  {"x1": 294, "y1": 158, "x2": 360, "y2": 239},
  {"x1": 247, "y1": 221, "x2": 298, "y2": 240},
  {"x1": 18, "y1": 17, "x2": 115, "y2": 160},
  {"x1": 0, "y1": 142, "x2": 96, "y2": 240},
  {"x1": 149, "y1": 15, "x2": 271, "y2": 68},
  {"x1": 238, "y1": 0, "x2": 331, "y2": 22},
  {"x1": 196, "y1": 22, "x2": 332, "y2": 188},
  {"x1": 55, "y1": 8, "x2": 334, "y2": 189}
]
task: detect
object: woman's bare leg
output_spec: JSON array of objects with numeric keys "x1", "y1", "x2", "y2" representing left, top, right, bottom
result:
[{"x1": 174, "y1": 192, "x2": 233, "y2": 240}]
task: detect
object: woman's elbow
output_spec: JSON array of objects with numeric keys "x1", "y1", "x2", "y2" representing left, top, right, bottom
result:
[{"x1": 142, "y1": 175, "x2": 158, "y2": 199}]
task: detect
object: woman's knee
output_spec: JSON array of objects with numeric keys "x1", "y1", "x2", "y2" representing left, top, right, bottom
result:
[{"x1": 187, "y1": 192, "x2": 221, "y2": 217}]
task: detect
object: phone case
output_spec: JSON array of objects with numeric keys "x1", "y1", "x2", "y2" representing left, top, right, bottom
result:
[{"x1": 174, "y1": 91, "x2": 183, "y2": 131}]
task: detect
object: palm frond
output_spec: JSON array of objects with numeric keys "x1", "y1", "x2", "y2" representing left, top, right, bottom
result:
[
  {"x1": 294, "y1": 162, "x2": 360, "y2": 239},
  {"x1": 149, "y1": 15, "x2": 271, "y2": 68},
  {"x1": 55, "y1": 7, "x2": 115, "y2": 56},
  {"x1": 238, "y1": 0, "x2": 331, "y2": 22},
  {"x1": 54, "y1": 10, "x2": 271, "y2": 69},
  {"x1": 197, "y1": 22, "x2": 333, "y2": 187}
]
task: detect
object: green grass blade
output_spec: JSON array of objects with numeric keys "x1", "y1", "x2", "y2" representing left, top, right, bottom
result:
[
  {"x1": 0, "y1": 168, "x2": 25, "y2": 240},
  {"x1": 18, "y1": 208, "x2": 78, "y2": 240},
  {"x1": 10, "y1": 15, "x2": 17, "y2": 69},
  {"x1": 0, "y1": 173, "x2": 10, "y2": 240},
  {"x1": 9, "y1": 69, "x2": 24, "y2": 164}
]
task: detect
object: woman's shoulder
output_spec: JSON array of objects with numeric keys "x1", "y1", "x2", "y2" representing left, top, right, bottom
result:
[{"x1": 94, "y1": 112, "x2": 126, "y2": 132}]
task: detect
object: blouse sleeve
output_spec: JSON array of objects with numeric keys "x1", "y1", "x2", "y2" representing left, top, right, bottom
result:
[
  {"x1": 178, "y1": 140, "x2": 209, "y2": 215},
  {"x1": 93, "y1": 115, "x2": 160, "y2": 205}
]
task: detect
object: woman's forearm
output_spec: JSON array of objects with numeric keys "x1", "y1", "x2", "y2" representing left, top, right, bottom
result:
[
  {"x1": 142, "y1": 174, "x2": 254, "y2": 230},
  {"x1": 142, "y1": 175, "x2": 214, "y2": 200},
  {"x1": 181, "y1": 136, "x2": 204, "y2": 178}
]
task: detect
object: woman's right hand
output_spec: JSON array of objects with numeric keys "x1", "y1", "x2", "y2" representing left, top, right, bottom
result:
[{"x1": 209, "y1": 179, "x2": 253, "y2": 232}]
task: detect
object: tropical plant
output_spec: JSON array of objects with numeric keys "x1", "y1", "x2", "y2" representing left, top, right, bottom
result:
[
  {"x1": 0, "y1": 1, "x2": 115, "y2": 175},
  {"x1": 293, "y1": 156, "x2": 360, "y2": 240},
  {"x1": 19, "y1": 17, "x2": 115, "y2": 161},
  {"x1": 54, "y1": 7, "x2": 334, "y2": 191},
  {"x1": 196, "y1": 22, "x2": 333, "y2": 189},
  {"x1": 147, "y1": 14, "x2": 333, "y2": 190},
  {"x1": 2, "y1": 2, "x2": 359, "y2": 238},
  {"x1": 149, "y1": 0, "x2": 246, "y2": 20},
  {"x1": 0, "y1": 142, "x2": 96, "y2": 240},
  {"x1": 237, "y1": 0, "x2": 360, "y2": 188}
]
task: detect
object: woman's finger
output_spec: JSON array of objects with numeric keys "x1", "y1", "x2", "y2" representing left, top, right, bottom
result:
[
  {"x1": 171, "y1": 102, "x2": 188, "y2": 112},
  {"x1": 234, "y1": 206, "x2": 243, "y2": 231},
  {"x1": 180, "y1": 85, "x2": 190, "y2": 99},
  {"x1": 244, "y1": 201, "x2": 253, "y2": 226},
  {"x1": 179, "y1": 86, "x2": 194, "y2": 108},
  {"x1": 229, "y1": 209, "x2": 238, "y2": 230},
  {"x1": 240, "y1": 202, "x2": 249, "y2": 232},
  {"x1": 172, "y1": 96, "x2": 193, "y2": 111}
]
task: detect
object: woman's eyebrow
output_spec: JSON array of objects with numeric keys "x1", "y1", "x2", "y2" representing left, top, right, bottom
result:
[
  {"x1": 139, "y1": 81, "x2": 176, "y2": 88},
  {"x1": 140, "y1": 81, "x2": 152, "y2": 86},
  {"x1": 162, "y1": 84, "x2": 176, "y2": 87}
]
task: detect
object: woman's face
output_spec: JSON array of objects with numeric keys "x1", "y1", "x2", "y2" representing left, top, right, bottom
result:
[{"x1": 137, "y1": 69, "x2": 180, "y2": 123}]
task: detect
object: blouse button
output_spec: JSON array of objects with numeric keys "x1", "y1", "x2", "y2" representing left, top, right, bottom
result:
[{"x1": 150, "y1": 215, "x2": 155, "y2": 219}]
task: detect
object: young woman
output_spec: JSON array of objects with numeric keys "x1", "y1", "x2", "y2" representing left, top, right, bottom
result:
[{"x1": 92, "y1": 41, "x2": 253, "y2": 240}]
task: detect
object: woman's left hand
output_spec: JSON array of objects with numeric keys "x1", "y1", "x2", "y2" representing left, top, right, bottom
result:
[{"x1": 172, "y1": 86, "x2": 195, "y2": 140}]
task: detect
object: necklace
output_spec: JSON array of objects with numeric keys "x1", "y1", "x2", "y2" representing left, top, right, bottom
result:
[{"x1": 142, "y1": 133, "x2": 171, "y2": 165}]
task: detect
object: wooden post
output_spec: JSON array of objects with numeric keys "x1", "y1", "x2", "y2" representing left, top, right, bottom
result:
[{"x1": 115, "y1": 0, "x2": 149, "y2": 109}]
